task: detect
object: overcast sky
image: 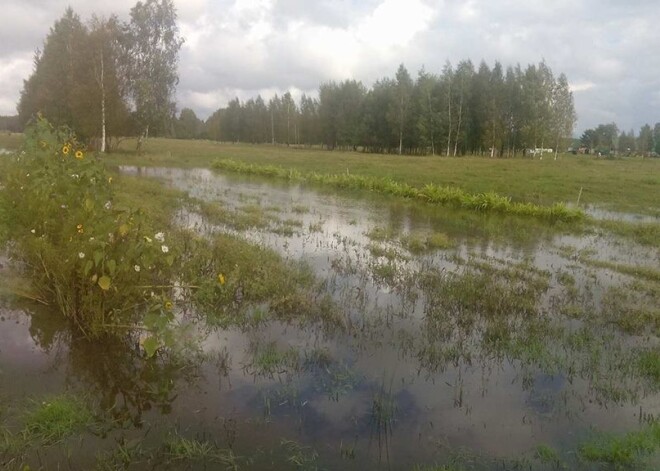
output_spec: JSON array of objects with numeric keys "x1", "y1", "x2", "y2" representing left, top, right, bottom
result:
[{"x1": 1, "y1": 0, "x2": 659, "y2": 133}]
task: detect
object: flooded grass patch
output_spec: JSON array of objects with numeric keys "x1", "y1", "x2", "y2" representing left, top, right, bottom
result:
[
  {"x1": 3, "y1": 142, "x2": 660, "y2": 469},
  {"x1": 212, "y1": 159, "x2": 585, "y2": 222},
  {"x1": 578, "y1": 422, "x2": 660, "y2": 468},
  {"x1": 164, "y1": 432, "x2": 239, "y2": 465},
  {"x1": 582, "y1": 258, "x2": 660, "y2": 283},
  {"x1": 22, "y1": 395, "x2": 94, "y2": 444},
  {"x1": 597, "y1": 219, "x2": 660, "y2": 249}
]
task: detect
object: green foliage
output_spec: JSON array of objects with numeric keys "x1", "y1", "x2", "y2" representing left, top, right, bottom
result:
[
  {"x1": 212, "y1": 158, "x2": 584, "y2": 222},
  {"x1": 636, "y1": 350, "x2": 660, "y2": 386},
  {"x1": 579, "y1": 422, "x2": 660, "y2": 468},
  {"x1": 18, "y1": 10, "x2": 130, "y2": 142},
  {"x1": 124, "y1": 0, "x2": 184, "y2": 138},
  {"x1": 23, "y1": 395, "x2": 94, "y2": 443},
  {"x1": 401, "y1": 231, "x2": 453, "y2": 254},
  {"x1": 1, "y1": 118, "x2": 180, "y2": 339},
  {"x1": 280, "y1": 439, "x2": 319, "y2": 470},
  {"x1": 535, "y1": 444, "x2": 562, "y2": 465},
  {"x1": 164, "y1": 432, "x2": 239, "y2": 467}
]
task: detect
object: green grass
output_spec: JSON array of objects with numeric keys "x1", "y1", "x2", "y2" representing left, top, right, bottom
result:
[
  {"x1": 401, "y1": 231, "x2": 454, "y2": 254},
  {"x1": 164, "y1": 433, "x2": 239, "y2": 466},
  {"x1": 246, "y1": 341, "x2": 301, "y2": 377},
  {"x1": 5, "y1": 134, "x2": 660, "y2": 215},
  {"x1": 582, "y1": 258, "x2": 660, "y2": 283},
  {"x1": 0, "y1": 131, "x2": 23, "y2": 150},
  {"x1": 579, "y1": 422, "x2": 660, "y2": 468},
  {"x1": 636, "y1": 350, "x2": 660, "y2": 386},
  {"x1": 23, "y1": 395, "x2": 94, "y2": 443},
  {"x1": 211, "y1": 158, "x2": 584, "y2": 222},
  {"x1": 95, "y1": 137, "x2": 660, "y2": 216}
]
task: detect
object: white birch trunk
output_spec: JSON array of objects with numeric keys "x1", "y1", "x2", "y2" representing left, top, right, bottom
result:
[{"x1": 100, "y1": 52, "x2": 106, "y2": 153}]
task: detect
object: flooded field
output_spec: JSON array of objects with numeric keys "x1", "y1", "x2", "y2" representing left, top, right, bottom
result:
[{"x1": 1, "y1": 166, "x2": 659, "y2": 470}]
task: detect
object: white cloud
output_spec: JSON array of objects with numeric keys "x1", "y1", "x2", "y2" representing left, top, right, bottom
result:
[
  {"x1": 357, "y1": 0, "x2": 436, "y2": 50},
  {"x1": 570, "y1": 82, "x2": 595, "y2": 93}
]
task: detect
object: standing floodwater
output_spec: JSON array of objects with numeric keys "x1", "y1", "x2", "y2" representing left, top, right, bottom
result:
[{"x1": 1, "y1": 166, "x2": 658, "y2": 470}]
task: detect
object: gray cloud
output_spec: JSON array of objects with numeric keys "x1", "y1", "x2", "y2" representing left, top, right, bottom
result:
[{"x1": 0, "y1": 0, "x2": 658, "y2": 134}]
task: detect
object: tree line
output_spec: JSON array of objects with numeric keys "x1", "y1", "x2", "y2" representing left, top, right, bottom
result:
[
  {"x1": 17, "y1": 0, "x2": 183, "y2": 152},
  {"x1": 181, "y1": 61, "x2": 577, "y2": 158},
  {"x1": 580, "y1": 122, "x2": 660, "y2": 157}
]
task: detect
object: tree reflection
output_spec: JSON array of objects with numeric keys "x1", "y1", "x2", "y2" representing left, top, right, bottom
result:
[{"x1": 26, "y1": 306, "x2": 202, "y2": 427}]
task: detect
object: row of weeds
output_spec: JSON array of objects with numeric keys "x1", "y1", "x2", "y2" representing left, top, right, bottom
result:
[{"x1": 212, "y1": 159, "x2": 585, "y2": 222}]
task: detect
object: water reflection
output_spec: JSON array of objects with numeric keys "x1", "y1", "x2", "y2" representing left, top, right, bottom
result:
[{"x1": 1, "y1": 303, "x2": 202, "y2": 428}]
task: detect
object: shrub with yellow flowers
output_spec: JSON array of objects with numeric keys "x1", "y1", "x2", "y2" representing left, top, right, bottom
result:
[{"x1": 1, "y1": 117, "x2": 183, "y2": 351}]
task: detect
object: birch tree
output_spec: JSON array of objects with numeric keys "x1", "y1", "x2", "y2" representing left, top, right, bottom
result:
[{"x1": 123, "y1": 0, "x2": 183, "y2": 148}]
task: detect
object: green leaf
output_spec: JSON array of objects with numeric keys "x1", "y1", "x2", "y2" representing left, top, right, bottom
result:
[
  {"x1": 142, "y1": 336, "x2": 159, "y2": 358},
  {"x1": 166, "y1": 255, "x2": 174, "y2": 267},
  {"x1": 83, "y1": 260, "x2": 93, "y2": 276},
  {"x1": 98, "y1": 275, "x2": 112, "y2": 291},
  {"x1": 93, "y1": 251, "x2": 103, "y2": 267},
  {"x1": 107, "y1": 259, "x2": 116, "y2": 276},
  {"x1": 84, "y1": 198, "x2": 94, "y2": 211}
]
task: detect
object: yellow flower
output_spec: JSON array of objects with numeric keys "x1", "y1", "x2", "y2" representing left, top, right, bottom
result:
[
  {"x1": 62, "y1": 145, "x2": 70, "y2": 155},
  {"x1": 75, "y1": 150, "x2": 84, "y2": 160},
  {"x1": 76, "y1": 223, "x2": 84, "y2": 234},
  {"x1": 164, "y1": 300, "x2": 173, "y2": 310},
  {"x1": 217, "y1": 273, "x2": 226, "y2": 285},
  {"x1": 108, "y1": 177, "x2": 113, "y2": 184}
]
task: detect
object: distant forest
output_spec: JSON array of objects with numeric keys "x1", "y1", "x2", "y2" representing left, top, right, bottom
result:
[{"x1": 183, "y1": 61, "x2": 576, "y2": 158}]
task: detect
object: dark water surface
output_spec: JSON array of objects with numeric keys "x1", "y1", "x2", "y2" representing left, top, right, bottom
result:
[{"x1": 1, "y1": 166, "x2": 658, "y2": 469}]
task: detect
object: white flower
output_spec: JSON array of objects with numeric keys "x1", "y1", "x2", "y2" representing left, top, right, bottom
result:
[
  {"x1": 154, "y1": 232, "x2": 165, "y2": 242},
  {"x1": 26, "y1": 173, "x2": 30, "y2": 177},
  {"x1": 89, "y1": 237, "x2": 95, "y2": 241},
  {"x1": 104, "y1": 201, "x2": 112, "y2": 210},
  {"x1": 30, "y1": 229, "x2": 36, "y2": 234},
  {"x1": 161, "y1": 245, "x2": 169, "y2": 253},
  {"x1": 71, "y1": 174, "x2": 79, "y2": 179},
  {"x1": 61, "y1": 204, "x2": 68, "y2": 209},
  {"x1": 134, "y1": 265, "x2": 141, "y2": 272},
  {"x1": 78, "y1": 252, "x2": 85, "y2": 259}
]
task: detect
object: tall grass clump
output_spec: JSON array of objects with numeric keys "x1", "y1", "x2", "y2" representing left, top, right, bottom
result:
[
  {"x1": 23, "y1": 395, "x2": 94, "y2": 443},
  {"x1": 0, "y1": 118, "x2": 182, "y2": 345},
  {"x1": 212, "y1": 159, "x2": 584, "y2": 222}
]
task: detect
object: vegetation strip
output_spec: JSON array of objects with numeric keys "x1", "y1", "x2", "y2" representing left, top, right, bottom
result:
[{"x1": 213, "y1": 158, "x2": 585, "y2": 222}]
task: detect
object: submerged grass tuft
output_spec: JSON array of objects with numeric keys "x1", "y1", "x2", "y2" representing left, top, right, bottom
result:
[
  {"x1": 636, "y1": 350, "x2": 660, "y2": 387},
  {"x1": 23, "y1": 395, "x2": 94, "y2": 443},
  {"x1": 579, "y1": 422, "x2": 660, "y2": 467}
]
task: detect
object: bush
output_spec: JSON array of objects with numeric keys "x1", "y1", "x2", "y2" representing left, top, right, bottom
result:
[{"x1": 1, "y1": 117, "x2": 179, "y2": 342}]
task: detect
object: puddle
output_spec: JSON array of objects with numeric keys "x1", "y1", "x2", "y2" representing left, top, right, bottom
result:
[
  {"x1": 583, "y1": 205, "x2": 660, "y2": 223},
  {"x1": 1, "y1": 166, "x2": 658, "y2": 469}
]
